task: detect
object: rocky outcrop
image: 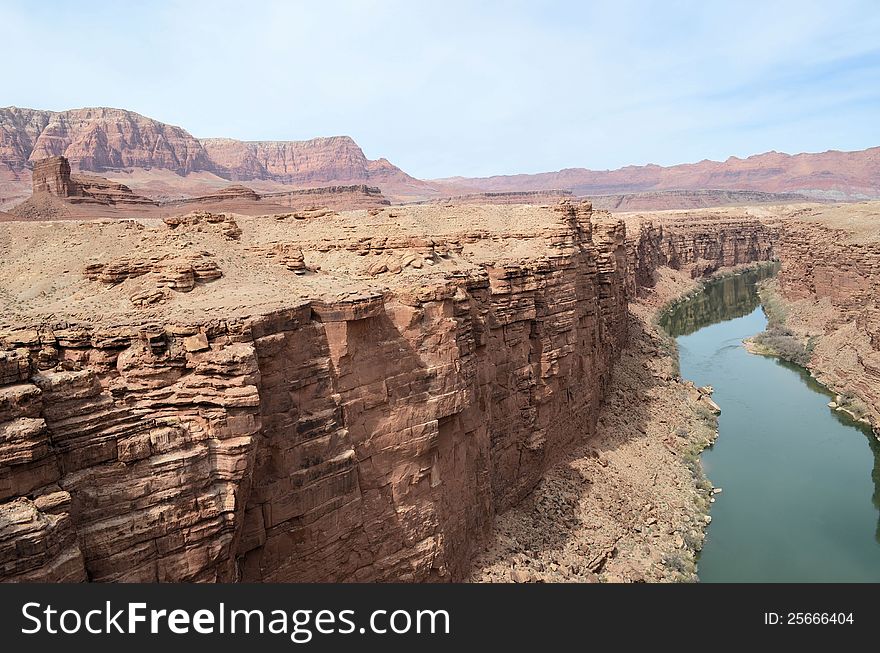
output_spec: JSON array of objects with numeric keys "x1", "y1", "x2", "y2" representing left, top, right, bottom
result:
[
  {"x1": 83, "y1": 251, "x2": 223, "y2": 302},
  {"x1": 773, "y1": 206, "x2": 880, "y2": 430},
  {"x1": 0, "y1": 108, "x2": 432, "y2": 207},
  {"x1": 9, "y1": 156, "x2": 390, "y2": 221},
  {"x1": 163, "y1": 211, "x2": 243, "y2": 240},
  {"x1": 0, "y1": 201, "x2": 781, "y2": 582},
  {"x1": 31, "y1": 156, "x2": 78, "y2": 196},
  {"x1": 625, "y1": 214, "x2": 780, "y2": 295},
  {"x1": 13, "y1": 155, "x2": 157, "y2": 216}
]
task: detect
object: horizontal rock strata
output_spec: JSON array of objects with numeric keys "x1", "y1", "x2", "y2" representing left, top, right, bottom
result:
[
  {"x1": 774, "y1": 206, "x2": 880, "y2": 429},
  {"x1": 0, "y1": 201, "x2": 780, "y2": 582},
  {"x1": 10, "y1": 157, "x2": 391, "y2": 220}
]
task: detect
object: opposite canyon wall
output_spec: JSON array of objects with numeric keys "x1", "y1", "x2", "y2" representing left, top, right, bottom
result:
[{"x1": 774, "y1": 211, "x2": 880, "y2": 430}]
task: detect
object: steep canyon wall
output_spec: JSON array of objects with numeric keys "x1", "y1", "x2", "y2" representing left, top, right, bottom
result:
[
  {"x1": 626, "y1": 214, "x2": 780, "y2": 294},
  {"x1": 774, "y1": 207, "x2": 880, "y2": 429},
  {"x1": 0, "y1": 203, "x2": 780, "y2": 582}
]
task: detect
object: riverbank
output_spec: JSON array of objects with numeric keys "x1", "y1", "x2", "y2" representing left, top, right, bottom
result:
[
  {"x1": 745, "y1": 279, "x2": 879, "y2": 435},
  {"x1": 765, "y1": 202, "x2": 880, "y2": 437},
  {"x1": 463, "y1": 204, "x2": 880, "y2": 582},
  {"x1": 470, "y1": 267, "x2": 722, "y2": 582},
  {"x1": 673, "y1": 267, "x2": 880, "y2": 581}
]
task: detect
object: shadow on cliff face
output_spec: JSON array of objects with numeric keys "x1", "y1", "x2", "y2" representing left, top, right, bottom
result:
[
  {"x1": 469, "y1": 311, "x2": 695, "y2": 582},
  {"x1": 242, "y1": 302, "x2": 500, "y2": 582}
]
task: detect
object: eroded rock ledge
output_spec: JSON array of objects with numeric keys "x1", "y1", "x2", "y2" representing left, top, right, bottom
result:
[
  {"x1": 771, "y1": 203, "x2": 880, "y2": 430},
  {"x1": 0, "y1": 202, "x2": 779, "y2": 582}
]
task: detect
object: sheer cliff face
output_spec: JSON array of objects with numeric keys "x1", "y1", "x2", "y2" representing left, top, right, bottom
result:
[
  {"x1": 774, "y1": 203, "x2": 880, "y2": 428},
  {"x1": 0, "y1": 202, "x2": 629, "y2": 581},
  {"x1": 1, "y1": 107, "x2": 211, "y2": 176},
  {"x1": 0, "y1": 108, "x2": 386, "y2": 182},
  {"x1": 0, "y1": 202, "x2": 779, "y2": 582},
  {"x1": 625, "y1": 212, "x2": 780, "y2": 295},
  {"x1": 199, "y1": 137, "x2": 420, "y2": 187},
  {"x1": 0, "y1": 108, "x2": 423, "y2": 207}
]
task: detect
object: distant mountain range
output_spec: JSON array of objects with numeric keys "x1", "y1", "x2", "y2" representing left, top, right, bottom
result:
[
  {"x1": 2, "y1": 106, "x2": 878, "y2": 210},
  {"x1": 435, "y1": 148, "x2": 880, "y2": 201}
]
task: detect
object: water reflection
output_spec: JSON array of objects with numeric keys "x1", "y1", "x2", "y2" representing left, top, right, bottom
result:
[
  {"x1": 659, "y1": 262, "x2": 779, "y2": 337},
  {"x1": 660, "y1": 263, "x2": 880, "y2": 580},
  {"x1": 775, "y1": 356, "x2": 880, "y2": 544}
]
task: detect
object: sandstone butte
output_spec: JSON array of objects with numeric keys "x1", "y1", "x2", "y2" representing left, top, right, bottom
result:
[
  {"x1": 5, "y1": 179, "x2": 878, "y2": 583},
  {"x1": 2, "y1": 106, "x2": 879, "y2": 212}
]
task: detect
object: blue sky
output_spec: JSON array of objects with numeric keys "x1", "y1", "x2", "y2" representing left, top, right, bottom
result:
[{"x1": 2, "y1": 0, "x2": 879, "y2": 178}]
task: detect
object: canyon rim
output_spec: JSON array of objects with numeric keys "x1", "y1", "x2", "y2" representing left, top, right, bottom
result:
[
  {"x1": 2, "y1": 2, "x2": 880, "y2": 592},
  {"x1": 3, "y1": 138, "x2": 878, "y2": 582}
]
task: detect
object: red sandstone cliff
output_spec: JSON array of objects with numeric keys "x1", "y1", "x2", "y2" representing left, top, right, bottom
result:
[
  {"x1": 199, "y1": 137, "x2": 420, "y2": 189},
  {"x1": 8, "y1": 156, "x2": 390, "y2": 220},
  {"x1": 4, "y1": 107, "x2": 879, "y2": 212},
  {"x1": 625, "y1": 212, "x2": 780, "y2": 293},
  {"x1": 1, "y1": 107, "x2": 210, "y2": 175},
  {"x1": 0, "y1": 107, "x2": 433, "y2": 207},
  {"x1": 772, "y1": 204, "x2": 880, "y2": 431},
  {"x1": 0, "y1": 202, "x2": 779, "y2": 582}
]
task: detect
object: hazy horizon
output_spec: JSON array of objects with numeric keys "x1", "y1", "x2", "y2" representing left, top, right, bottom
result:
[{"x1": 3, "y1": 0, "x2": 879, "y2": 178}]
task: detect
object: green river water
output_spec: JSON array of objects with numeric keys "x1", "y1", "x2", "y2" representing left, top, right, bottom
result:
[{"x1": 659, "y1": 267, "x2": 880, "y2": 582}]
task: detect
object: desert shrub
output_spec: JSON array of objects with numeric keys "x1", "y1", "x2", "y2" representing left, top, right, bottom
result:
[
  {"x1": 756, "y1": 279, "x2": 788, "y2": 325},
  {"x1": 694, "y1": 402, "x2": 718, "y2": 425},
  {"x1": 661, "y1": 551, "x2": 690, "y2": 574},
  {"x1": 682, "y1": 530, "x2": 703, "y2": 551},
  {"x1": 752, "y1": 326, "x2": 813, "y2": 366}
]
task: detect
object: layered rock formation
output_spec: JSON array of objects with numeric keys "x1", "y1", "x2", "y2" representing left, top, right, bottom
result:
[
  {"x1": 415, "y1": 190, "x2": 574, "y2": 206},
  {"x1": 199, "y1": 137, "x2": 414, "y2": 188},
  {"x1": 0, "y1": 107, "x2": 433, "y2": 207},
  {"x1": 624, "y1": 211, "x2": 780, "y2": 294},
  {"x1": 4, "y1": 106, "x2": 878, "y2": 212},
  {"x1": 10, "y1": 156, "x2": 157, "y2": 220},
  {"x1": 772, "y1": 203, "x2": 880, "y2": 430},
  {"x1": 28, "y1": 156, "x2": 156, "y2": 207},
  {"x1": 0, "y1": 201, "x2": 781, "y2": 583},
  {"x1": 9, "y1": 157, "x2": 390, "y2": 220},
  {"x1": 161, "y1": 184, "x2": 390, "y2": 215},
  {"x1": 254, "y1": 185, "x2": 389, "y2": 211}
]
